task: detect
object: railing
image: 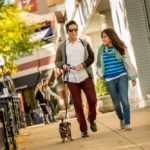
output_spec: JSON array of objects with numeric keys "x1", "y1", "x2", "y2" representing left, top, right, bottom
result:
[
  {"x1": 43, "y1": 33, "x2": 57, "y2": 43},
  {"x1": 0, "y1": 96, "x2": 25, "y2": 150}
]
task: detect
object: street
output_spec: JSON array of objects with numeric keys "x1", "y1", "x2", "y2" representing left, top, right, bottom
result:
[{"x1": 17, "y1": 107, "x2": 150, "y2": 150}]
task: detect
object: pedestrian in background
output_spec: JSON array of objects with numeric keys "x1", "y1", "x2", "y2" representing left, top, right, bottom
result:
[
  {"x1": 55, "y1": 20, "x2": 97, "y2": 138},
  {"x1": 35, "y1": 83, "x2": 50, "y2": 124},
  {"x1": 42, "y1": 79, "x2": 59, "y2": 122},
  {"x1": 24, "y1": 102, "x2": 33, "y2": 126},
  {"x1": 96, "y1": 28, "x2": 138, "y2": 131}
]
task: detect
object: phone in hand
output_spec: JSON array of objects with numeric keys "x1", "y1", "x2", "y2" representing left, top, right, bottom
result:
[
  {"x1": 67, "y1": 64, "x2": 76, "y2": 70},
  {"x1": 70, "y1": 66, "x2": 76, "y2": 70}
]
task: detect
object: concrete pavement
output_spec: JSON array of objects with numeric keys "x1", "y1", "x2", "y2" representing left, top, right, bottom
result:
[{"x1": 17, "y1": 107, "x2": 150, "y2": 150}]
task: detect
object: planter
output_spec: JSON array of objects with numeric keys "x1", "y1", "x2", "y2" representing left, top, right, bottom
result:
[{"x1": 97, "y1": 95, "x2": 114, "y2": 113}]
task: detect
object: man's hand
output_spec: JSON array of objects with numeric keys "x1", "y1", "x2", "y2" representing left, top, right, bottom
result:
[
  {"x1": 132, "y1": 80, "x2": 136, "y2": 87},
  {"x1": 75, "y1": 64, "x2": 84, "y2": 71},
  {"x1": 63, "y1": 64, "x2": 70, "y2": 71}
]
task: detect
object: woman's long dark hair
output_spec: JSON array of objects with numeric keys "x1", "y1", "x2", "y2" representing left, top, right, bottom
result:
[{"x1": 101, "y1": 28, "x2": 126, "y2": 55}]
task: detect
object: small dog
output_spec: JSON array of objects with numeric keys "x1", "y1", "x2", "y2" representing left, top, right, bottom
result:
[{"x1": 59, "y1": 118, "x2": 73, "y2": 142}]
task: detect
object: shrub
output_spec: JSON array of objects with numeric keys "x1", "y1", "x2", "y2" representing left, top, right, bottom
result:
[{"x1": 95, "y1": 78, "x2": 108, "y2": 96}]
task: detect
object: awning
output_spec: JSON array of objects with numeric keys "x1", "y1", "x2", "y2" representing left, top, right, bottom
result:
[
  {"x1": 38, "y1": 69, "x2": 53, "y2": 83},
  {"x1": 13, "y1": 69, "x2": 53, "y2": 90},
  {"x1": 31, "y1": 27, "x2": 52, "y2": 42}
]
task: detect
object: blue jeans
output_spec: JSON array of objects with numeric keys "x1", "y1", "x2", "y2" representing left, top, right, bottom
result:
[
  {"x1": 106, "y1": 75, "x2": 130, "y2": 125},
  {"x1": 48, "y1": 100, "x2": 55, "y2": 121}
]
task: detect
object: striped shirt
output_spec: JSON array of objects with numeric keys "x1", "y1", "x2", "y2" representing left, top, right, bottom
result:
[{"x1": 103, "y1": 47, "x2": 126, "y2": 79}]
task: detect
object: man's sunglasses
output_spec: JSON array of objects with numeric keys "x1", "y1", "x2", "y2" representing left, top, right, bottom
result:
[{"x1": 68, "y1": 28, "x2": 78, "y2": 32}]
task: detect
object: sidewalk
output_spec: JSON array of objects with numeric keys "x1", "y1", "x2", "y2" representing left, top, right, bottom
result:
[{"x1": 17, "y1": 107, "x2": 150, "y2": 150}]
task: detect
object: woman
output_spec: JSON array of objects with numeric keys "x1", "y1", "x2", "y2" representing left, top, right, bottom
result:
[
  {"x1": 35, "y1": 83, "x2": 50, "y2": 124},
  {"x1": 96, "y1": 28, "x2": 138, "y2": 131}
]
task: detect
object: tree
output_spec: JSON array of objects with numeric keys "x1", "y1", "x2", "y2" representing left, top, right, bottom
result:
[
  {"x1": 0, "y1": 0, "x2": 4, "y2": 8},
  {"x1": 0, "y1": 4, "x2": 36, "y2": 75}
]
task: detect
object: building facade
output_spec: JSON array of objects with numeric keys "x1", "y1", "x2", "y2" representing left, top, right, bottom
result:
[
  {"x1": 12, "y1": 0, "x2": 65, "y2": 113},
  {"x1": 65, "y1": 0, "x2": 150, "y2": 108}
]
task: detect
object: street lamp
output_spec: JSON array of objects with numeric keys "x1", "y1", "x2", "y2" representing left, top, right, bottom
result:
[{"x1": 0, "y1": 55, "x2": 9, "y2": 96}]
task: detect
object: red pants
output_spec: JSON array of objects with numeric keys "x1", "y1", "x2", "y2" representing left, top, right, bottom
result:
[{"x1": 67, "y1": 78, "x2": 97, "y2": 132}]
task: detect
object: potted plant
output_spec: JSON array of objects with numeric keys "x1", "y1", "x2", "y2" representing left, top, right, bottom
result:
[{"x1": 95, "y1": 78, "x2": 114, "y2": 113}]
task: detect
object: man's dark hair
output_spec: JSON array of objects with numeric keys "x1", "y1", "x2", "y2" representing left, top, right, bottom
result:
[{"x1": 66, "y1": 20, "x2": 78, "y2": 32}]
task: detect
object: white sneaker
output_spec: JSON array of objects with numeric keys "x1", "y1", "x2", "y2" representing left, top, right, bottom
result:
[
  {"x1": 120, "y1": 120, "x2": 125, "y2": 129},
  {"x1": 125, "y1": 124, "x2": 132, "y2": 131}
]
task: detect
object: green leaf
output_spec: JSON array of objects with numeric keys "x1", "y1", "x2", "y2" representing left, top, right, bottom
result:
[
  {"x1": 95, "y1": 78, "x2": 109, "y2": 97},
  {"x1": 0, "y1": 4, "x2": 37, "y2": 75}
]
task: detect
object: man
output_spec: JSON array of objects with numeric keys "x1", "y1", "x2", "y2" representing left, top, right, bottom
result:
[
  {"x1": 42, "y1": 79, "x2": 59, "y2": 122},
  {"x1": 55, "y1": 20, "x2": 97, "y2": 138}
]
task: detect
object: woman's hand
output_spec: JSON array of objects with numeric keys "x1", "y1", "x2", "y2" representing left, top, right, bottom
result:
[
  {"x1": 100, "y1": 76, "x2": 105, "y2": 80},
  {"x1": 132, "y1": 80, "x2": 136, "y2": 86}
]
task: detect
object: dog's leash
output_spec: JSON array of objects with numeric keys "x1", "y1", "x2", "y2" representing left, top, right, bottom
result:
[
  {"x1": 64, "y1": 64, "x2": 74, "y2": 119},
  {"x1": 64, "y1": 69, "x2": 70, "y2": 119},
  {"x1": 64, "y1": 77, "x2": 69, "y2": 119}
]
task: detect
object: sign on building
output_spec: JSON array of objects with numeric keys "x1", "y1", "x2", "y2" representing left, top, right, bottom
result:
[{"x1": 19, "y1": 0, "x2": 37, "y2": 12}]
